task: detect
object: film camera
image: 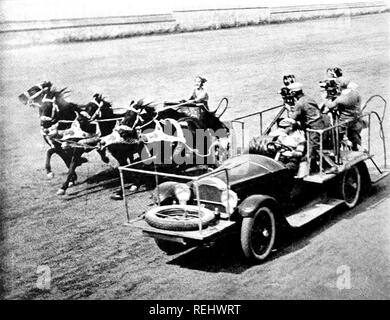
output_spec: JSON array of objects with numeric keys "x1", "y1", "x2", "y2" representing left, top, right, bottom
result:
[
  {"x1": 319, "y1": 79, "x2": 339, "y2": 100},
  {"x1": 326, "y1": 67, "x2": 343, "y2": 79},
  {"x1": 279, "y1": 74, "x2": 296, "y2": 106},
  {"x1": 279, "y1": 87, "x2": 295, "y2": 106},
  {"x1": 283, "y1": 74, "x2": 296, "y2": 86}
]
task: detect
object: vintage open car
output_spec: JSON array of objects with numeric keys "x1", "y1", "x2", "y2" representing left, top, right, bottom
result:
[{"x1": 121, "y1": 95, "x2": 389, "y2": 262}]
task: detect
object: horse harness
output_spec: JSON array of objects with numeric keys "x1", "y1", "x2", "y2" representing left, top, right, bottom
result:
[
  {"x1": 41, "y1": 95, "x2": 60, "y2": 120},
  {"x1": 82, "y1": 98, "x2": 103, "y2": 121},
  {"x1": 25, "y1": 84, "x2": 49, "y2": 108}
]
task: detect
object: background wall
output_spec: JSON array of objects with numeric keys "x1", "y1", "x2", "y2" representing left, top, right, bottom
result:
[
  {"x1": 1, "y1": 0, "x2": 388, "y2": 20},
  {"x1": 0, "y1": 1, "x2": 388, "y2": 46}
]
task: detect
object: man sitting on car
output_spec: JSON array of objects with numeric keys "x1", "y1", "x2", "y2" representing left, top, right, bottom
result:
[{"x1": 270, "y1": 118, "x2": 306, "y2": 174}]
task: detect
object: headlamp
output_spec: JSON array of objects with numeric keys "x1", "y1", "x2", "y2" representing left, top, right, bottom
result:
[
  {"x1": 174, "y1": 184, "x2": 191, "y2": 205},
  {"x1": 221, "y1": 189, "x2": 238, "y2": 215}
]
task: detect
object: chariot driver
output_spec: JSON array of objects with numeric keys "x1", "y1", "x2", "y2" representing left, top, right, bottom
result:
[
  {"x1": 186, "y1": 76, "x2": 209, "y2": 110},
  {"x1": 171, "y1": 75, "x2": 209, "y2": 118},
  {"x1": 164, "y1": 76, "x2": 209, "y2": 118}
]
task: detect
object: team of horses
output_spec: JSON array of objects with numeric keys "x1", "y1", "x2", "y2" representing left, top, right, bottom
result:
[{"x1": 18, "y1": 81, "x2": 230, "y2": 196}]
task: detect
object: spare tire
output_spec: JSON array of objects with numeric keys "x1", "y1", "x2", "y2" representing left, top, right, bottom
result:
[{"x1": 145, "y1": 205, "x2": 215, "y2": 231}]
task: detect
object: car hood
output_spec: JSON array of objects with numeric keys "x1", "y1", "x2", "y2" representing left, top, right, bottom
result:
[{"x1": 210, "y1": 154, "x2": 286, "y2": 185}]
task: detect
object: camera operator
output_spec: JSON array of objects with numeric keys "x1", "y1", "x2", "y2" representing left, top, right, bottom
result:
[
  {"x1": 288, "y1": 82, "x2": 331, "y2": 171},
  {"x1": 323, "y1": 78, "x2": 364, "y2": 151},
  {"x1": 288, "y1": 82, "x2": 330, "y2": 131}
]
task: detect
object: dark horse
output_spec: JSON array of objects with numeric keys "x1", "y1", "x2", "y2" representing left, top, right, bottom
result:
[
  {"x1": 19, "y1": 82, "x2": 113, "y2": 183},
  {"x1": 109, "y1": 99, "x2": 231, "y2": 199},
  {"x1": 19, "y1": 81, "x2": 84, "y2": 183},
  {"x1": 55, "y1": 94, "x2": 131, "y2": 195},
  {"x1": 118, "y1": 100, "x2": 230, "y2": 167}
]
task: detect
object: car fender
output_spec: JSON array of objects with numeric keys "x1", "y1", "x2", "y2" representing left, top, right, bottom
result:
[{"x1": 237, "y1": 194, "x2": 279, "y2": 218}]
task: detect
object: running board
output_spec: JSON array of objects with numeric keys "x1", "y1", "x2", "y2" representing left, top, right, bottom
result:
[
  {"x1": 286, "y1": 198, "x2": 344, "y2": 228},
  {"x1": 369, "y1": 168, "x2": 390, "y2": 184}
]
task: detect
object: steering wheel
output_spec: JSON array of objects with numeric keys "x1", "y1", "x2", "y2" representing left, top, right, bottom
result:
[{"x1": 266, "y1": 141, "x2": 293, "y2": 153}]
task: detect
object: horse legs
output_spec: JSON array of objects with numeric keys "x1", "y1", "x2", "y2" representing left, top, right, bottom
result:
[
  {"x1": 57, "y1": 149, "x2": 82, "y2": 195},
  {"x1": 45, "y1": 147, "x2": 78, "y2": 184},
  {"x1": 45, "y1": 147, "x2": 57, "y2": 179},
  {"x1": 108, "y1": 144, "x2": 139, "y2": 200}
]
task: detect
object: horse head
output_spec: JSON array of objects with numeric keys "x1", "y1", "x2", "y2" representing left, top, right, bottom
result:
[
  {"x1": 79, "y1": 93, "x2": 113, "y2": 121},
  {"x1": 38, "y1": 86, "x2": 74, "y2": 129},
  {"x1": 72, "y1": 93, "x2": 115, "y2": 136},
  {"x1": 38, "y1": 89, "x2": 60, "y2": 129},
  {"x1": 118, "y1": 99, "x2": 156, "y2": 141},
  {"x1": 18, "y1": 81, "x2": 53, "y2": 107}
]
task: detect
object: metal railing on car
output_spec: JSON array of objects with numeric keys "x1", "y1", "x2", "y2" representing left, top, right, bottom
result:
[{"x1": 118, "y1": 157, "x2": 238, "y2": 233}]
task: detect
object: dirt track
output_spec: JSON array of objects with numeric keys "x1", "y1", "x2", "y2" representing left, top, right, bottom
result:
[{"x1": 0, "y1": 13, "x2": 389, "y2": 299}]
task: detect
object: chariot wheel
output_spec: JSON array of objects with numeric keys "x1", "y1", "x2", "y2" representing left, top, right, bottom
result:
[
  {"x1": 339, "y1": 165, "x2": 361, "y2": 208},
  {"x1": 240, "y1": 206, "x2": 276, "y2": 262},
  {"x1": 213, "y1": 97, "x2": 228, "y2": 118}
]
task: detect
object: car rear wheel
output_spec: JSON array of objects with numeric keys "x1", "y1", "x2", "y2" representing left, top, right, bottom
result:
[
  {"x1": 339, "y1": 165, "x2": 361, "y2": 208},
  {"x1": 240, "y1": 206, "x2": 276, "y2": 262}
]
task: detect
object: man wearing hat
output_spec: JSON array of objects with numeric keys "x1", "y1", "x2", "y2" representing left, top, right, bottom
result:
[
  {"x1": 288, "y1": 82, "x2": 326, "y2": 131},
  {"x1": 288, "y1": 82, "x2": 331, "y2": 171},
  {"x1": 325, "y1": 78, "x2": 363, "y2": 151},
  {"x1": 273, "y1": 117, "x2": 306, "y2": 174}
]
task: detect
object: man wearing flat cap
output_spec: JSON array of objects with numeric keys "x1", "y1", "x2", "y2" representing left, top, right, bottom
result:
[
  {"x1": 274, "y1": 117, "x2": 306, "y2": 174},
  {"x1": 288, "y1": 82, "x2": 326, "y2": 131}
]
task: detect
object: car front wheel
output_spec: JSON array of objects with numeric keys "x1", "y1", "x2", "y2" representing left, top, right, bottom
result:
[{"x1": 240, "y1": 206, "x2": 276, "y2": 262}]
